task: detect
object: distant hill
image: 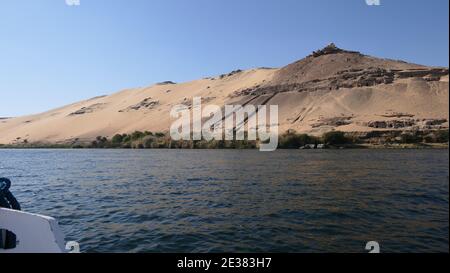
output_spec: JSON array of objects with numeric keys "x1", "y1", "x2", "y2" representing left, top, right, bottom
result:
[{"x1": 0, "y1": 44, "x2": 448, "y2": 145}]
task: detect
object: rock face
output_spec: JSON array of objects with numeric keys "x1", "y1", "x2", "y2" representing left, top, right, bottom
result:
[
  {"x1": 311, "y1": 116, "x2": 353, "y2": 128},
  {"x1": 234, "y1": 44, "x2": 449, "y2": 96},
  {"x1": 69, "y1": 103, "x2": 106, "y2": 116},
  {"x1": 119, "y1": 97, "x2": 159, "y2": 112},
  {"x1": 365, "y1": 119, "x2": 416, "y2": 129}
]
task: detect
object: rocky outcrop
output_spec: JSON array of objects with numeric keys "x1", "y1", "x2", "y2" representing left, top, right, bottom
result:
[
  {"x1": 380, "y1": 112, "x2": 415, "y2": 118},
  {"x1": 416, "y1": 119, "x2": 448, "y2": 129},
  {"x1": 119, "y1": 98, "x2": 159, "y2": 112},
  {"x1": 156, "y1": 81, "x2": 176, "y2": 85},
  {"x1": 219, "y1": 69, "x2": 243, "y2": 79},
  {"x1": 365, "y1": 119, "x2": 416, "y2": 129},
  {"x1": 395, "y1": 68, "x2": 448, "y2": 79},
  {"x1": 69, "y1": 103, "x2": 106, "y2": 116},
  {"x1": 312, "y1": 116, "x2": 353, "y2": 128},
  {"x1": 363, "y1": 118, "x2": 447, "y2": 130},
  {"x1": 310, "y1": 43, "x2": 360, "y2": 57},
  {"x1": 233, "y1": 66, "x2": 448, "y2": 97},
  {"x1": 179, "y1": 96, "x2": 216, "y2": 109},
  {"x1": 232, "y1": 44, "x2": 448, "y2": 97}
]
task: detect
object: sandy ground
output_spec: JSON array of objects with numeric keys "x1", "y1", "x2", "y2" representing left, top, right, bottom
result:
[{"x1": 0, "y1": 69, "x2": 277, "y2": 144}]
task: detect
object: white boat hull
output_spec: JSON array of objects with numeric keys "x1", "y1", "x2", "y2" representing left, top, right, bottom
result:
[{"x1": 0, "y1": 208, "x2": 66, "y2": 253}]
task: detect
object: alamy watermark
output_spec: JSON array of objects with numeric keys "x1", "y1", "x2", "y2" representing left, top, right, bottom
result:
[
  {"x1": 66, "y1": 241, "x2": 80, "y2": 253},
  {"x1": 65, "y1": 0, "x2": 378, "y2": 7},
  {"x1": 365, "y1": 241, "x2": 381, "y2": 253},
  {"x1": 365, "y1": 0, "x2": 381, "y2": 6},
  {"x1": 170, "y1": 97, "x2": 279, "y2": 152},
  {"x1": 65, "y1": 0, "x2": 80, "y2": 6}
]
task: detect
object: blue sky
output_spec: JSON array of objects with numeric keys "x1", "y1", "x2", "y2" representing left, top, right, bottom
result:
[{"x1": 0, "y1": 0, "x2": 448, "y2": 117}]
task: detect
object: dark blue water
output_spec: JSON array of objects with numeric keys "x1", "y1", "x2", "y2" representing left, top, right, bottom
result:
[{"x1": 0, "y1": 149, "x2": 448, "y2": 253}]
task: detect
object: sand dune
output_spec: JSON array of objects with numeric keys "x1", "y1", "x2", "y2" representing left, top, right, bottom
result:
[{"x1": 0, "y1": 44, "x2": 448, "y2": 144}]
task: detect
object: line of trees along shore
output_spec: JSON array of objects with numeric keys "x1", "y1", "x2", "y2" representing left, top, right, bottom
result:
[
  {"x1": 1, "y1": 129, "x2": 448, "y2": 149},
  {"x1": 85, "y1": 129, "x2": 449, "y2": 149}
]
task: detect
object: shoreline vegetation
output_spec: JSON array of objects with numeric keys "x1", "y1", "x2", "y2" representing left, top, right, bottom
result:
[{"x1": 0, "y1": 130, "x2": 448, "y2": 150}]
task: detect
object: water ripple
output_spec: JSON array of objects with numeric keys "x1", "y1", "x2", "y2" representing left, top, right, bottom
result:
[{"x1": 0, "y1": 149, "x2": 448, "y2": 253}]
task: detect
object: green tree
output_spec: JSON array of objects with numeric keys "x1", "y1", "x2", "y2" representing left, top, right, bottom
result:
[
  {"x1": 279, "y1": 133, "x2": 314, "y2": 148},
  {"x1": 436, "y1": 130, "x2": 449, "y2": 143},
  {"x1": 323, "y1": 131, "x2": 349, "y2": 145},
  {"x1": 112, "y1": 134, "x2": 124, "y2": 144},
  {"x1": 131, "y1": 131, "x2": 145, "y2": 141}
]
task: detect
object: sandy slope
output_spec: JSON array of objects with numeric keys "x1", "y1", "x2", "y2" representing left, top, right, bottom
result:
[
  {"x1": 273, "y1": 78, "x2": 449, "y2": 135},
  {"x1": 0, "y1": 69, "x2": 276, "y2": 144},
  {"x1": 0, "y1": 45, "x2": 448, "y2": 144}
]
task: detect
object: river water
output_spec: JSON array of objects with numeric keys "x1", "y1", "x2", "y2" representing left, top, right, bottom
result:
[{"x1": 0, "y1": 149, "x2": 448, "y2": 252}]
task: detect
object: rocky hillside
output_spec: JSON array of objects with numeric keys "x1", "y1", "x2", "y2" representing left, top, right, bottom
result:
[
  {"x1": 237, "y1": 43, "x2": 447, "y2": 95},
  {"x1": 0, "y1": 44, "x2": 448, "y2": 145}
]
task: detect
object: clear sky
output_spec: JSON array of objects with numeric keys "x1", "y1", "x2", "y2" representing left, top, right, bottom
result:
[{"x1": 0, "y1": 0, "x2": 448, "y2": 117}]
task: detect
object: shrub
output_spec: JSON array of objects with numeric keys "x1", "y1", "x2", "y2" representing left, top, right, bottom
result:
[
  {"x1": 112, "y1": 134, "x2": 124, "y2": 144},
  {"x1": 323, "y1": 131, "x2": 349, "y2": 145},
  {"x1": 423, "y1": 133, "x2": 436, "y2": 143},
  {"x1": 122, "y1": 134, "x2": 131, "y2": 143},
  {"x1": 436, "y1": 130, "x2": 449, "y2": 143},
  {"x1": 131, "y1": 131, "x2": 145, "y2": 141},
  {"x1": 143, "y1": 136, "x2": 155, "y2": 148},
  {"x1": 279, "y1": 133, "x2": 315, "y2": 148},
  {"x1": 400, "y1": 132, "x2": 421, "y2": 144},
  {"x1": 72, "y1": 145, "x2": 84, "y2": 149}
]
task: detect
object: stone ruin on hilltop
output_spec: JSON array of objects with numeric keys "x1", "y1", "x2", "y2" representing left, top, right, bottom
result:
[{"x1": 311, "y1": 43, "x2": 360, "y2": 57}]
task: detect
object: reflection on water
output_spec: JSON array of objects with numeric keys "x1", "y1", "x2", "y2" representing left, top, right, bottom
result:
[{"x1": 0, "y1": 149, "x2": 448, "y2": 252}]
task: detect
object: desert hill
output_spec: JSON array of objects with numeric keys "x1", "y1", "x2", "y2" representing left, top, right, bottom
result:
[{"x1": 0, "y1": 44, "x2": 448, "y2": 145}]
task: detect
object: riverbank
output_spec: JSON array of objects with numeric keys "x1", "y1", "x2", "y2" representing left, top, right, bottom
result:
[{"x1": 1, "y1": 130, "x2": 448, "y2": 150}]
